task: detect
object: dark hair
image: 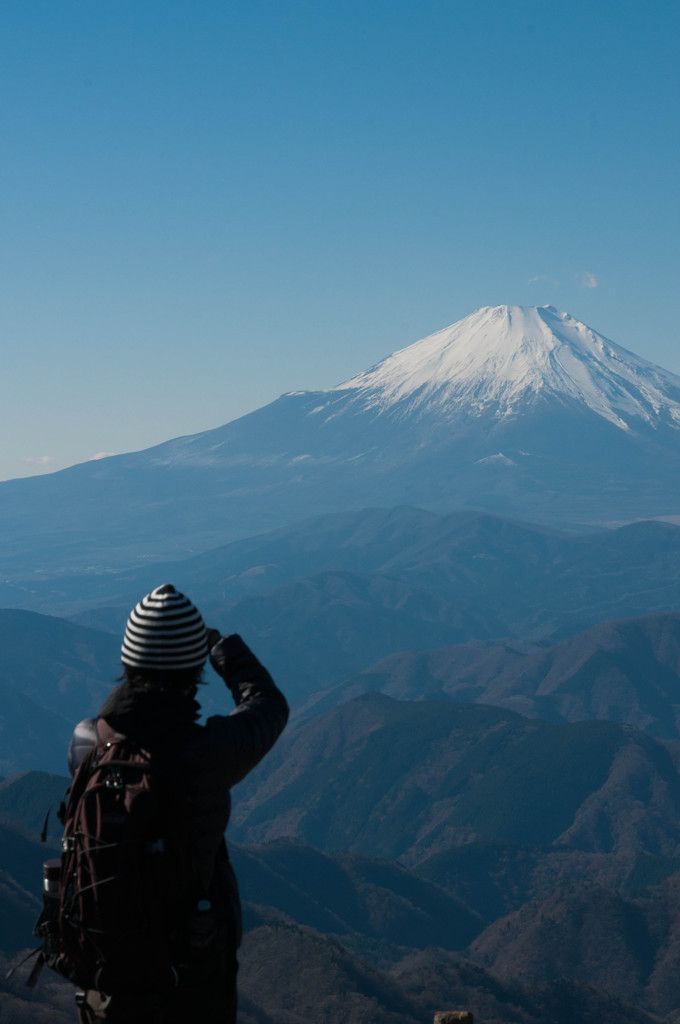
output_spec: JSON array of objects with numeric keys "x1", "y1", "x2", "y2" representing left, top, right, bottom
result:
[{"x1": 120, "y1": 664, "x2": 205, "y2": 694}]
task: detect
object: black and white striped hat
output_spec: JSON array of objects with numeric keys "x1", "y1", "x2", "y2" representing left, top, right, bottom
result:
[{"x1": 121, "y1": 583, "x2": 209, "y2": 670}]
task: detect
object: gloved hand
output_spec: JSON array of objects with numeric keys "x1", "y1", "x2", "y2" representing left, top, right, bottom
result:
[{"x1": 206, "y1": 627, "x2": 221, "y2": 650}]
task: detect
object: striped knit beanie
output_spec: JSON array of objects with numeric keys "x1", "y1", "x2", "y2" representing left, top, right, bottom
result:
[{"x1": 121, "y1": 583, "x2": 209, "y2": 670}]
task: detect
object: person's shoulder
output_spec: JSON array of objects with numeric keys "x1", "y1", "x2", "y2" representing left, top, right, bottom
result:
[{"x1": 177, "y1": 717, "x2": 240, "y2": 773}]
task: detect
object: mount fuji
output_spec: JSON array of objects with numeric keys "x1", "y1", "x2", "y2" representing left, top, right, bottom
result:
[
  {"x1": 2, "y1": 304, "x2": 680, "y2": 573},
  {"x1": 332, "y1": 304, "x2": 680, "y2": 431}
]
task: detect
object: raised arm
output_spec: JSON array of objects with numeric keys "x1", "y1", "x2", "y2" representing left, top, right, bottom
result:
[{"x1": 204, "y1": 633, "x2": 289, "y2": 784}]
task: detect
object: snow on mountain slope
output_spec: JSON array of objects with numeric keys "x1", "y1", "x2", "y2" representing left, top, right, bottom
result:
[{"x1": 329, "y1": 305, "x2": 680, "y2": 431}]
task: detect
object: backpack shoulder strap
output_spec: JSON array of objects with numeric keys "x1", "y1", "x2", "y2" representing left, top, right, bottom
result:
[
  {"x1": 96, "y1": 718, "x2": 127, "y2": 744},
  {"x1": 67, "y1": 718, "x2": 129, "y2": 775}
]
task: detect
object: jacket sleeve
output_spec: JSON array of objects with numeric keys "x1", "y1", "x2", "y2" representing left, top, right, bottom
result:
[{"x1": 204, "y1": 634, "x2": 289, "y2": 785}]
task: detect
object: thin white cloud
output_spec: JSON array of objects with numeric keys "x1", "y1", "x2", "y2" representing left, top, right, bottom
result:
[
  {"x1": 22, "y1": 455, "x2": 54, "y2": 465},
  {"x1": 89, "y1": 451, "x2": 117, "y2": 461},
  {"x1": 528, "y1": 274, "x2": 559, "y2": 287},
  {"x1": 576, "y1": 271, "x2": 600, "y2": 289}
]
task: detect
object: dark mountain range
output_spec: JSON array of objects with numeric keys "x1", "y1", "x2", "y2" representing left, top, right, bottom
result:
[
  {"x1": 389, "y1": 945, "x2": 662, "y2": 1024},
  {"x1": 230, "y1": 694, "x2": 680, "y2": 866},
  {"x1": 413, "y1": 842, "x2": 643, "y2": 923},
  {"x1": 1, "y1": 766, "x2": 676, "y2": 1023},
  {"x1": 0, "y1": 611, "x2": 119, "y2": 774},
  {"x1": 470, "y1": 882, "x2": 653, "y2": 998},
  {"x1": 0, "y1": 818, "x2": 482, "y2": 963},
  {"x1": 0, "y1": 954, "x2": 74, "y2": 1024},
  {"x1": 5, "y1": 507, "x2": 680, "y2": 723},
  {"x1": 0, "y1": 505, "x2": 559, "y2": 617},
  {"x1": 0, "y1": 772, "x2": 69, "y2": 841},
  {"x1": 0, "y1": 684, "x2": 74, "y2": 777},
  {"x1": 0, "y1": 611, "x2": 118, "y2": 721},
  {"x1": 0, "y1": 819, "x2": 47, "y2": 951},
  {"x1": 2, "y1": 306, "x2": 680, "y2": 576},
  {"x1": 2, "y1": 927, "x2": 661, "y2": 1024},
  {"x1": 0, "y1": 775, "x2": 67, "y2": 955},
  {"x1": 312, "y1": 611, "x2": 680, "y2": 738},
  {"x1": 178, "y1": 513, "x2": 680, "y2": 706},
  {"x1": 238, "y1": 922, "x2": 662, "y2": 1024},
  {"x1": 233, "y1": 840, "x2": 483, "y2": 952},
  {"x1": 466, "y1": 875, "x2": 680, "y2": 1020},
  {"x1": 3, "y1": 771, "x2": 673, "y2": 962},
  {"x1": 0, "y1": 772, "x2": 483, "y2": 957}
]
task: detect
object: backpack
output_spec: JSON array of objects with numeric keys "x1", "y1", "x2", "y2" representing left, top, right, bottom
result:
[{"x1": 31, "y1": 720, "x2": 202, "y2": 995}]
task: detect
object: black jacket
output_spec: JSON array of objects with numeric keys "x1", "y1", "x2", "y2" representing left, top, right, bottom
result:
[{"x1": 67, "y1": 634, "x2": 289, "y2": 949}]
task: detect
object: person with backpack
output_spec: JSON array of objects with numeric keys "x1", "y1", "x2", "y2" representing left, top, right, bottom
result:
[{"x1": 58, "y1": 583, "x2": 289, "y2": 1024}]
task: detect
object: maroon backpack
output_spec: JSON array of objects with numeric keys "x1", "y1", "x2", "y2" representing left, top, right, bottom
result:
[{"x1": 34, "y1": 722, "x2": 196, "y2": 995}]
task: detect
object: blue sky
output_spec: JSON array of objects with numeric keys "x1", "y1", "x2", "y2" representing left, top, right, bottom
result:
[{"x1": 1, "y1": 0, "x2": 678, "y2": 479}]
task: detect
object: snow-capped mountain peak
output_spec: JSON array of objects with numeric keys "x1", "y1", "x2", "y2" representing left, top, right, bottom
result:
[{"x1": 331, "y1": 305, "x2": 680, "y2": 431}]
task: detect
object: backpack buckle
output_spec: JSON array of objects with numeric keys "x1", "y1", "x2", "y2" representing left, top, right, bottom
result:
[
  {"x1": 62, "y1": 836, "x2": 76, "y2": 852},
  {"x1": 105, "y1": 768, "x2": 123, "y2": 790}
]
